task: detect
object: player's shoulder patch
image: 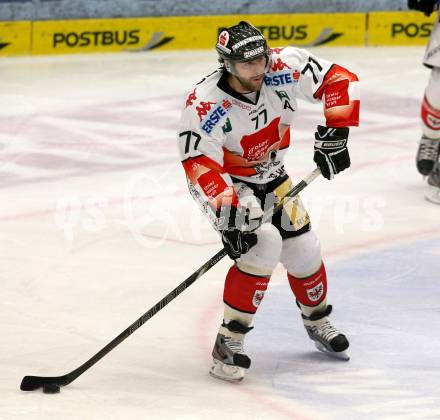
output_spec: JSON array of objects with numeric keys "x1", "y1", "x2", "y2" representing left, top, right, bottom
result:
[
  {"x1": 198, "y1": 97, "x2": 233, "y2": 135},
  {"x1": 264, "y1": 47, "x2": 302, "y2": 87},
  {"x1": 183, "y1": 69, "x2": 231, "y2": 135},
  {"x1": 184, "y1": 69, "x2": 221, "y2": 109},
  {"x1": 269, "y1": 46, "x2": 305, "y2": 70}
]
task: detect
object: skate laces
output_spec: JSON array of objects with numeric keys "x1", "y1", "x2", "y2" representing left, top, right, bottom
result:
[
  {"x1": 223, "y1": 336, "x2": 245, "y2": 354},
  {"x1": 311, "y1": 319, "x2": 340, "y2": 342},
  {"x1": 419, "y1": 139, "x2": 440, "y2": 161}
]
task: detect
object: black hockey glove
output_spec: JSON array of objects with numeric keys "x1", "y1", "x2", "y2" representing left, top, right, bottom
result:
[
  {"x1": 218, "y1": 206, "x2": 258, "y2": 260},
  {"x1": 313, "y1": 125, "x2": 350, "y2": 180},
  {"x1": 408, "y1": 0, "x2": 437, "y2": 16},
  {"x1": 221, "y1": 229, "x2": 258, "y2": 260}
]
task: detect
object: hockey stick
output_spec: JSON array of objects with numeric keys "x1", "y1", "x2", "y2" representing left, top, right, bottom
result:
[{"x1": 20, "y1": 167, "x2": 321, "y2": 392}]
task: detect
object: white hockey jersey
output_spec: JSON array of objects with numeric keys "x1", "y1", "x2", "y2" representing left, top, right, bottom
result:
[
  {"x1": 424, "y1": 9, "x2": 440, "y2": 67},
  {"x1": 177, "y1": 47, "x2": 359, "y2": 225}
]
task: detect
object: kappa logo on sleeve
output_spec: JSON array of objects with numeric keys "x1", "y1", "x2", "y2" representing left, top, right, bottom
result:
[
  {"x1": 185, "y1": 88, "x2": 197, "y2": 108},
  {"x1": 271, "y1": 58, "x2": 291, "y2": 72},
  {"x1": 200, "y1": 99, "x2": 232, "y2": 134},
  {"x1": 196, "y1": 101, "x2": 217, "y2": 121},
  {"x1": 270, "y1": 47, "x2": 286, "y2": 54}
]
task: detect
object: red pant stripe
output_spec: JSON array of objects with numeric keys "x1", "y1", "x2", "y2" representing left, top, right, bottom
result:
[
  {"x1": 223, "y1": 265, "x2": 270, "y2": 314},
  {"x1": 421, "y1": 96, "x2": 440, "y2": 131},
  {"x1": 287, "y1": 263, "x2": 327, "y2": 307}
]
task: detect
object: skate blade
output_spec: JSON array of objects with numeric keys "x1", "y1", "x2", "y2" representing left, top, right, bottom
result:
[
  {"x1": 313, "y1": 341, "x2": 350, "y2": 361},
  {"x1": 209, "y1": 358, "x2": 246, "y2": 382},
  {"x1": 425, "y1": 186, "x2": 440, "y2": 205}
]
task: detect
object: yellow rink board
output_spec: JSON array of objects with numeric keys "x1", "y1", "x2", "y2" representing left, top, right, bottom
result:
[
  {"x1": 32, "y1": 13, "x2": 365, "y2": 55},
  {"x1": 2, "y1": 12, "x2": 437, "y2": 56},
  {"x1": 368, "y1": 11, "x2": 438, "y2": 46},
  {"x1": 0, "y1": 21, "x2": 32, "y2": 56}
]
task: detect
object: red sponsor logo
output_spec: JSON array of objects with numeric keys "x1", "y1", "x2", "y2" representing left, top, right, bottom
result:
[
  {"x1": 218, "y1": 30, "x2": 229, "y2": 47},
  {"x1": 271, "y1": 58, "x2": 291, "y2": 72},
  {"x1": 196, "y1": 101, "x2": 216, "y2": 121},
  {"x1": 292, "y1": 70, "x2": 300, "y2": 80},
  {"x1": 185, "y1": 88, "x2": 197, "y2": 108},
  {"x1": 270, "y1": 47, "x2": 285, "y2": 54},
  {"x1": 324, "y1": 79, "x2": 349, "y2": 109},
  {"x1": 240, "y1": 118, "x2": 280, "y2": 161},
  {"x1": 222, "y1": 99, "x2": 232, "y2": 109}
]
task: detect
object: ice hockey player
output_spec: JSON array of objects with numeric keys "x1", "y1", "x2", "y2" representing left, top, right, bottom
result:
[
  {"x1": 177, "y1": 21, "x2": 360, "y2": 381},
  {"x1": 408, "y1": 0, "x2": 440, "y2": 203}
]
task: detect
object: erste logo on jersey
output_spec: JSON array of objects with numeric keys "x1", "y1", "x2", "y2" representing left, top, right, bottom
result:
[
  {"x1": 263, "y1": 56, "x2": 300, "y2": 86},
  {"x1": 264, "y1": 71, "x2": 300, "y2": 86},
  {"x1": 264, "y1": 69, "x2": 300, "y2": 86},
  {"x1": 200, "y1": 99, "x2": 232, "y2": 134}
]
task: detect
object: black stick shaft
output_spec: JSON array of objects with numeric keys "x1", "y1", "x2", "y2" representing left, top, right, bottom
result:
[
  {"x1": 20, "y1": 167, "x2": 320, "y2": 391},
  {"x1": 66, "y1": 247, "x2": 228, "y2": 384}
]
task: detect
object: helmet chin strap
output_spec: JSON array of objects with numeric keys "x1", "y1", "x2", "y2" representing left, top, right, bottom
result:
[{"x1": 224, "y1": 60, "x2": 236, "y2": 75}]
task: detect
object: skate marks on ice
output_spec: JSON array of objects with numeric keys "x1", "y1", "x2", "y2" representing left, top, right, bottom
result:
[
  {"x1": 250, "y1": 238, "x2": 440, "y2": 419},
  {"x1": 274, "y1": 367, "x2": 440, "y2": 420},
  {"x1": 0, "y1": 96, "x2": 181, "y2": 189}
]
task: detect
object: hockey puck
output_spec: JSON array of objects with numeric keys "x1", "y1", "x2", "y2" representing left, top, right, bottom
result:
[{"x1": 42, "y1": 383, "x2": 60, "y2": 394}]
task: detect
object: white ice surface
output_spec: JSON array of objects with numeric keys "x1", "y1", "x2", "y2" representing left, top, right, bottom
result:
[{"x1": 1, "y1": 47, "x2": 439, "y2": 420}]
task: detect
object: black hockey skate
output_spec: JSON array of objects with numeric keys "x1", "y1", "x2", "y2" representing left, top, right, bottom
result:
[
  {"x1": 425, "y1": 160, "x2": 440, "y2": 204},
  {"x1": 302, "y1": 305, "x2": 350, "y2": 361},
  {"x1": 416, "y1": 135, "x2": 440, "y2": 176},
  {"x1": 210, "y1": 320, "x2": 253, "y2": 382}
]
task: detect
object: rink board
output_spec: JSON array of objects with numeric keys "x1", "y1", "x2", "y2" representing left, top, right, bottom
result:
[
  {"x1": 30, "y1": 13, "x2": 364, "y2": 55},
  {"x1": 0, "y1": 11, "x2": 437, "y2": 56},
  {"x1": 368, "y1": 11, "x2": 438, "y2": 46},
  {"x1": 0, "y1": 21, "x2": 32, "y2": 56}
]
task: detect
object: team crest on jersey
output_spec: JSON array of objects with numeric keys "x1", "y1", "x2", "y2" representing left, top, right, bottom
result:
[
  {"x1": 222, "y1": 118, "x2": 232, "y2": 133},
  {"x1": 252, "y1": 290, "x2": 265, "y2": 308},
  {"x1": 275, "y1": 90, "x2": 294, "y2": 111},
  {"x1": 307, "y1": 282, "x2": 324, "y2": 302},
  {"x1": 200, "y1": 99, "x2": 232, "y2": 134}
]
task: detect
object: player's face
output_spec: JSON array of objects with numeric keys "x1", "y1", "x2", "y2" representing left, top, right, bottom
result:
[{"x1": 232, "y1": 56, "x2": 267, "y2": 92}]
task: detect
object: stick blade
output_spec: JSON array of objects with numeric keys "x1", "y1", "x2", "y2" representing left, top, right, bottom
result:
[{"x1": 20, "y1": 375, "x2": 66, "y2": 391}]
